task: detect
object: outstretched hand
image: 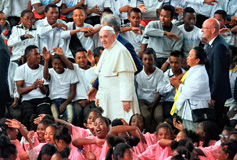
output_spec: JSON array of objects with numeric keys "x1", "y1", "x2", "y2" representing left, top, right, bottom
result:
[{"x1": 42, "y1": 47, "x2": 51, "y2": 61}]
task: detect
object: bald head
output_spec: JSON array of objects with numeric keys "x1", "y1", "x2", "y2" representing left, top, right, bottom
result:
[{"x1": 201, "y1": 18, "x2": 220, "y2": 43}]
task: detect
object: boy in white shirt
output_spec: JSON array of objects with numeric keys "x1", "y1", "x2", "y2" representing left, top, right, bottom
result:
[
  {"x1": 43, "y1": 47, "x2": 78, "y2": 123},
  {"x1": 214, "y1": 10, "x2": 237, "y2": 46},
  {"x1": 60, "y1": 7, "x2": 96, "y2": 54},
  {"x1": 178, "y1": 7, "x2": 202, "y2": 57},
  {"x1": 8, "y1": 10, "x2": 38, "y2": 65},
  {"x1": 34, "y1": 4, "x2": 70, "y2": 59},
  {"x1": 72, "y1": 48, "x2": 96, "y2": 127},
  {"x1": 120, "y1": 8, "x2": 145, "y2": 57},
  {"x1": 136, "y1": 48, "x2": 164, "y2": 132},
  {"x1": 14, "y1": 45, "x2": 52, "y2": 129},
  {"x1": 159, "y1": 50, "x2": 185, "y2": 120}
]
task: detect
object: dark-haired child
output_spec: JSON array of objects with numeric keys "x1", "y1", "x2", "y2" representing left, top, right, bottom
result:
[
  {"x1": 120, "y1": 8, "x2": 145, "y2": 56},
  {"x1": 8, "y1": 10, "x2": 37, "y2": 66},
  {"x1": 136, "y1": 48, "x2": 164, "y2": 132},
  {"x1": 72, "y1": 48, "x2": 97, "y2": 127},
  {"x1": 0, "y1": 11, "x2": 11, "y2": 47},
  {"x1": 178, "y1": 7, "x2": 202, "y2": 57},
  {"x1": 43, "y1": 47, "x2": 78, "y2": 123},
  {"x1": 72, "y1": 116, "x2": 111, "y2": 158}
]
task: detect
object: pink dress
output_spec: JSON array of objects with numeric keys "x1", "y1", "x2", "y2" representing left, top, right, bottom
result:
[
  {"x1": 12, "y1": 139, "x2": 27, "y2": 160},
  {"x1": 198, "y1": 144, "x2": 220, "y2": 160},
  {"x1": 68, "y1": 147, "x2": 84, "y2": 160},
  {"x1": 81, "y1": 136, "x2": 105, "y2": 158},
  {"x1": 198, "y1": 140, "x2": 217, "y2": 147},
  {"x1": 144, "y1": 132, "x2": 158, "y2": 146},
  {"x1": 22, "y1": 132, "x2": 40, "y2": 151},
  {"x1": 138, "y1": 141, "x2": 172, "y2": 160},
  {"x1": 71, "y1": 124, "x2": 93, "y2": 140}
]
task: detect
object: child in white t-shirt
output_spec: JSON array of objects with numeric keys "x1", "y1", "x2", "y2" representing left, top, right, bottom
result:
[{"x1": 43, "y1": 47, "x2": 78, "y2": 123}]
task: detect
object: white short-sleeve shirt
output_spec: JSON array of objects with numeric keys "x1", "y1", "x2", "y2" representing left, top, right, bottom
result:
[
  {"x1": 85, "y1": 0, "x2": 111, "y2": 17},
  {"x1": 47, "y1": 68, "x2": 78, "y2": 100},
  {"x1": 14, "y1": 63, "x2": 48, "y2": 101}
]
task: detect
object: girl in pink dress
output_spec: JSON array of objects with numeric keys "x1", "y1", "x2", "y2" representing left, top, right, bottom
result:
[
  {"x1": 195, "y1": 121, "x2": 219, "y2": 147},
  {"x1": 72, "y1": 116, "x2": 111, "y2": 159},
  {"x1": 0, "y1": 118, "x2": 26, "y2": 160},
  {"x1": 137, "y1": 123, "x2": 174, "y2": 160}
]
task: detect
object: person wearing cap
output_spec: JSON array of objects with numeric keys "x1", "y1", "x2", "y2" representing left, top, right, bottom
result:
[{"x1": 95, "y1": 26, "x2": 140, "y2": 122}]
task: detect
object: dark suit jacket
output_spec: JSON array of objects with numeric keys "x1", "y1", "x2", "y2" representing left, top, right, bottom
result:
[
  {"x1": 0, "y1": 37, "x2": 10, "y2": 112},
  {"x1": 205, "y1": 35, "x2": 231, "y2": 102},
  {"x1": 92, "y1": 34, "x2": 143, "y2": 89}
]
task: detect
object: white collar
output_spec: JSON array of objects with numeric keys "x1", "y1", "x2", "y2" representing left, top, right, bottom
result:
[{"x1": 208, "y1": 35, "x2": 218, "y2": 46}]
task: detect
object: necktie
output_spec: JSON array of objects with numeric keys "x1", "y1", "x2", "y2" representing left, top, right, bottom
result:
[{"x1": 205, "y1": 44, "x2": 211, "y2": 52}]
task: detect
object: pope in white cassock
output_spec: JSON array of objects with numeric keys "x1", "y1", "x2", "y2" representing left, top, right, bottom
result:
[{"x1": 95, "y1": 26, "x2": 140, "y2": 122}]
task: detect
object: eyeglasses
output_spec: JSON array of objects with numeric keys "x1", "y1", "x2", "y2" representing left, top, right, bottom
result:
[
  {"x1": 219, "y1": 134, "x2": 229, "y2": 139},
  {"x1": 23, "y1": 18, "x2": 35, "y2": 22}
]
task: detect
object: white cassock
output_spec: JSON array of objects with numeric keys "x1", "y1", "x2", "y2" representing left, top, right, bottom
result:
[{"x1": 95, "y1": 39, "x2": 140, "y2": 122}]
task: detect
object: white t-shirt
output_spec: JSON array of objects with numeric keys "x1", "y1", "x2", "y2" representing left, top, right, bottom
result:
[
  {"x1": 178, "y1": 24, "x2": 202, "y2": 57},
  {"x1": 31, "y1": 0, "x2": 62, "y2": 10},
  {"x1": 14, "y1": 63, "x2": 48, "y2": 101},
  {"x1": 61, "y1": 22, "x2": 94, "y2": 51},
  {"x1": 73, "y1": 64, "x2": 92, "y2": 101},
  {"x1": 10, "y1": 0, "x2": 30, "y2": 17},
  {"x1": 111, "y1": 0, "x2": 136, "y2": 20},
  {"x1": 8, "y1": 62, "x2": 19, "y2": 98},
  {"x1": 121, "y1": 24, "x2": 145, "y2": 54},
  {"x1": 62, "y1": 0, "x2": 86, "y2": 18},
  {"x1": 136, "y1": 67, "x2": 164, "y2": 103},
  {"x1": 85, "y1": 0, "x2": 111, "y2": 17},
  {"x1": 47, "y1": 68, "x2": 78, "y2": 100}
]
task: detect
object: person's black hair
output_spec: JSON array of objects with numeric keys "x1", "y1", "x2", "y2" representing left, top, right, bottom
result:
[
  {"x1": 193, "y1": 46, "x2": 208, "y2": 65},
  {"x1": 96, "y1": 116, "x2": 111, "y2": 126},
  {"x1": 25, "y1": 45, "x2": 38, "y2": 56},
  {"x1": 169, "y1": 50, "x2": 184, "y2": 60},
  {"x1": 21, "y1": 9, "x2": 34, "y2": 17},
  {"x1": 73, "y1": 47, "x2": 87, "y2": 58},
  {"x1": 124, "y1": 136, "x2": 140, "y2": 147},
  {"x1": 54, "y1": 125, "x2": 71, "y2": 145},
  {"x1": 84, "y1": 107, "x2": 104, "y2": 125},
  {"x1": 40, "y1": 114, "x2": 55, "y2": 125},
  {"x1": 74, "y1": 6, "x2": 86, "y2": 13},
  {"x1": 229, "y1": 131, "x2": 237, "y2": 139},
  {"x1": 162, "y1": 4, "x2": 175, "y2": 18},
  {"x1": 214, "y1": 10, "x2": 227, "y2": 20},
  {"x1": 223, "y1": 126, "x2": 235, "y2": 133},
  {"x1": 105, "y1": 135, "x2": 127, "y2": 160},
  {"x1": 102, "y1": 8, "x2": 113, "y2": 14},
  {"x1": 0, "y1": 118, "x2": 10, "y2": 132},
  {"x1": 47, "y1": 124, "x2": 59, "y2": 132},
  {"x1": 143, "y1": 47, "x2": 156, "y2": 60},
  {"x1": 171, "y1": 146, "x2": 191, "y2": 160},
  {"x1": 93, "y1": 46, "x2": 104, "y2": 57},
  {"x1": 54, "y1": 147, "x2": 70, "y2": 158},
  {"x1": 45, "y1": 4, "x2": 58, "y2": 13},
  {"x1": 198, "y1": 121, "x2": 219, "y2": 147},
  {"x1": 170, "y1": 139, "x2": 194, "y2": 153},
  {"x1": 128, "y1": 113, "x2": 145, "y2": 131},
  {"x1": 155, "y1": 122, "x2": 173, "y2": 138},
  {"x1": 0, "y1": 11, "x2": 4, "y2": 14},
  {"x1": 128, "y1": 7, "x2": 142, "y2": 17},
  {"x1": 51, "y1": 54, "x2": 66, "y2": 68},
  {"x1": 111, "y1": 119, "x2": 123, "y2": 127},
  {"x1": 113, "y1": 143, "x2": 131, "y2": 160},
  {"x1": 37, "y1": 143, "x2": 58, "y2": 160},
  {"x1": 221, "y1": 141, "x2": 237, "y2": 159},
  {"x1": 183, "y1": 7, "x2": 196, "y2": 18},
  {"x1": 0, "y1": 131, "x2": 17, "y2": 159},
  {"x1": 182, "y1": 129, "x2": 200, "y2": 144}
]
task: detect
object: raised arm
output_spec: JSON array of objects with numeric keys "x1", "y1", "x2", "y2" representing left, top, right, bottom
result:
[
  {"x1": 53, "y1": 47, "x2": 74, "y2": 69},
  {"x1": 43, "y1": 47, "x2": 51, "y2": 80}
]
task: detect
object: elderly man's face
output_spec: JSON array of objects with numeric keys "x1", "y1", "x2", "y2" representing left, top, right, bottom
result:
[{"x1": 99, "y1": 30, "x2": 116, "y2": 49}]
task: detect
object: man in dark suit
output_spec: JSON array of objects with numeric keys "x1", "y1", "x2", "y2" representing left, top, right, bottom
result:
[
  {"x1": 202, "y1": 18, "x2": 231, "y2": 132},
  {"x1": 87, "y1": 14, "x2": 143, "y2": 101},
  {"x1": 0, "y1": 27, "x2": 10, "y2": 118}
]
